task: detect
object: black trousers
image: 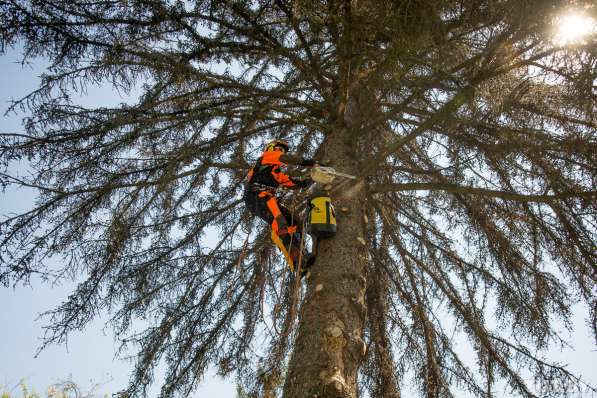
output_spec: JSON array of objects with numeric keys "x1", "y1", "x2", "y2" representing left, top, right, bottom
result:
[{"x1": 245, "y1": 189, "x2": 304, "y2": 262}]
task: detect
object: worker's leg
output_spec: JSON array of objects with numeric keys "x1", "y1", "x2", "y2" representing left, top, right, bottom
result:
[
  {"x1": 262, "y1": 194, "x2": 308, "y2": 270},
  {"x1": 247, "y1": 191, "x2": 273, "y2": 224},
  {"x1": 245, "y1": 191, "x2": 267, "y2": 220},
  {"x1": 278, "y1": 202, "x2": 301, "y2": 233},
  {"x1": 263, "y1": 195, "x2": 293, "y2": 244},
  {"x1": 278, "y1": 202, "x2": 303, "y2": 251},
  {"x1": 250, "y1": 191, "x2": 311, "y2": 271},
  {"x1": 270, "y1": 200, "x2": 311, "y2": 270},
  {"x1": 264, "y1": 195, "x2": 291, "y2": 235},
  {"x1": 279, "y1": 204, "x2": 315, "y2": 273},
  {"x1": 248, "y1": 192, "x2": 292, "y2": 264}
]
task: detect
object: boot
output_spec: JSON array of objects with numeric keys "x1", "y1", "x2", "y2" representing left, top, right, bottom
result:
[
  {"x1": 299, "y1": 252, "x2": 315, "y2": 279},
  {"x1": 289, "y1": 247, "x2": 315, "y2": 277}
]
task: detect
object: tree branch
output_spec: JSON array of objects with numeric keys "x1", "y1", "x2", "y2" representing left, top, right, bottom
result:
[{"x1": 371, "y1": 182, "x2": 596, "y2": 203}]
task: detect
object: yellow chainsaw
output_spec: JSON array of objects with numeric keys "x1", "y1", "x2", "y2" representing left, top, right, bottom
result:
[{"x1": 309, "y1": 166, "x2": 356, "y2": 184}]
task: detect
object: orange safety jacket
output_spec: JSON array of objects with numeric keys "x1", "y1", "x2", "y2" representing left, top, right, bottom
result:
[{"x1": 246, "y1": 150, "x2": 300, "y2": 190}]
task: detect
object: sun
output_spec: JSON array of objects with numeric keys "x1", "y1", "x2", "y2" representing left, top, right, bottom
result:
[{"x1": 554, "y1": 12, "x2": 596, "y2": 45}]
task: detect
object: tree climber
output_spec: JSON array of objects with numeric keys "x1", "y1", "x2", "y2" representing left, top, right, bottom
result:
[{"x1": 244, "y1": 139, "x2": 318, "y2": 272}]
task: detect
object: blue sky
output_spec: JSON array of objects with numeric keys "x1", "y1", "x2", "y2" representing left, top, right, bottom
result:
[
  {"x1": 0, "y1": 48, "x2": 235, "y2": 397},
  {"x1": 1, "y1": 46, "x2": 596, "y2": 398}
]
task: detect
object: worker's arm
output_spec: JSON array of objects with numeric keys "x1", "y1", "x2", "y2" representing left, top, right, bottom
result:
[
  {"x1": 261, "y1": 150, "x2": 319, "y2": 167},
  {"x1": 282, "y1": 153, "x2": 319, "y2": 188},
  {"x1": 280, "y1": 153, "x2": 318, "y2": 166},
  {"x1": 272, "y1": 169, "x2": 312, "y2": 189},
  {"x1": 289, "y1": 176, "x2": 313, "y2": 188},
  {"x1": 262, "y1": 150, "x2": 316, "y2": 188}
]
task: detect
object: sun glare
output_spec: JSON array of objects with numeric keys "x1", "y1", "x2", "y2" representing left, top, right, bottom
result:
[{"x1": 554, "y1": 13, "x2": 596, "y2": 45}]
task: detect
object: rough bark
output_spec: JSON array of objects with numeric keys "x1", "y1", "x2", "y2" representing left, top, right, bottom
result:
[
  {"x1": 283, "y1": 88, "x2": 368, "y2": 397},
  {"x1": 365, "y1": 267, "x2": 401, "y2": 398}
]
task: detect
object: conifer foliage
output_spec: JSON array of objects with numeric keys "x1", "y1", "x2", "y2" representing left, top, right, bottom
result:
[{"x1": 1, "y1": 1, "x2": 595, "y2": 397}]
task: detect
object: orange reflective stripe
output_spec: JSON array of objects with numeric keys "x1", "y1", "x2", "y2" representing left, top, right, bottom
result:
[
  {"x1": 273, "y1": 217, "x2": 292, "y2": 236},
  {"x1": 258, "y1": 191, "x2": 273, "y2": 198},
  {"x1": 272, "y1": 218, "x2": 281, "y2": 234},
  {"x1": 266, "y1": 197, "x2": 282, "y2": 219}
]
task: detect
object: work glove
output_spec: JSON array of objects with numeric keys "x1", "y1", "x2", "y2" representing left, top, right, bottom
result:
[
  {"x1": 301, "y1": 158, "x2": 329, "y2": 167},
  {"x1": 293, "y1": 177, "x2": 314, "y2": 188},
  {"x1": 300, "y1": 157, "x2": 317, "y2": 167}
]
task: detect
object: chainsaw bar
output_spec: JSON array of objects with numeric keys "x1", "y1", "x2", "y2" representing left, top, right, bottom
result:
[
  {"x1": 326, "y1": 169, "x2": 356, "y2": 180},
  {"x1": 310, "y1": 166, "x2": 356, "y2": 184}
]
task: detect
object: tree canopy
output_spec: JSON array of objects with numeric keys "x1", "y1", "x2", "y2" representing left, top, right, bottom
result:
[{"x1": 1, "y1": 1, "x2": 595, "y2": 397}]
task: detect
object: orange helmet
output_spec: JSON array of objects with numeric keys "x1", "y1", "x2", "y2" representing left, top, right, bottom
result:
[{"x1": 264, "y1": 140, "x2": 290, "y2": 152}]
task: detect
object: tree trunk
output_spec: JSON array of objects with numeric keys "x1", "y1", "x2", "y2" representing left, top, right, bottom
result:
[{"x1": 283, "y1": 93, "x2": 368, "y2": 397}]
